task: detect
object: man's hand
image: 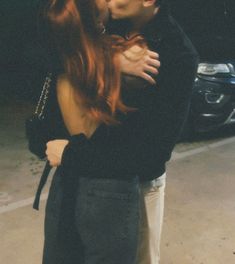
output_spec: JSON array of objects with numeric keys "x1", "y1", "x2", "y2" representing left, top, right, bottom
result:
[
  {"x1": 46, "y1": 139, "x2": 69, "y2": 167},
  {"x1": 119, "y1": 45, "x2": 160, "y2": 84}
]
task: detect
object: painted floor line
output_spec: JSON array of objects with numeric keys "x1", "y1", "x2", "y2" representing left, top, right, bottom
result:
[
  {"x1": 171, "y1": 146, "x2": 208, "y2": 160},
  {"x1": 172, "y1": 136, "x2": 235, "y2": 161},
  {"x1": 0, "y1": 193, "x2": 48, "y2": 214},
  {"x1": 207, "y1": 136, "x2": 235, "y2": 149},
  {"x1": 1, "y1": 136, "x2": 235, "y2": 214}
]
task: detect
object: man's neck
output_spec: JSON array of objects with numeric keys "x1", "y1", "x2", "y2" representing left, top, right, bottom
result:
[{"x1": 128, "y1": 7, "x2": 159, "y2": 36}]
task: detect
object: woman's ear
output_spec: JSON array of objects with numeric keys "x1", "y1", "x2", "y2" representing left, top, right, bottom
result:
[{"x1": 142, "y1": 0, "x2": 157, "y2": 8}]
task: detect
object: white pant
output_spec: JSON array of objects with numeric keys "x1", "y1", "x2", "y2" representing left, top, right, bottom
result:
[{"x1": 137, "y1": 173, "x2": 166, "y2": 264}]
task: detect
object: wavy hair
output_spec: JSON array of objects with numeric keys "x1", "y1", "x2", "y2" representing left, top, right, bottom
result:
[{"x1": 41, "y1": 0, "x2": 135, "y2": 125}]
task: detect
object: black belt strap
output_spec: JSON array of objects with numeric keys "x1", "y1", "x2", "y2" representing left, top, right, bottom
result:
[{"x1": 33, "y1": 161, "x2": 52, "y2": 210}]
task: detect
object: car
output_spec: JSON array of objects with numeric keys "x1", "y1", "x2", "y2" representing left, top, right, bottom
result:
[
  {"x1": 170, "y1": 0, "x2": 235, "y2": 137},
  {"x1": 190, "y1": 61, "x2": 235, "y2": 133}
]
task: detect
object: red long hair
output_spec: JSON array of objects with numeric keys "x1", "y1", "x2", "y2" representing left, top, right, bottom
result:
[{"x1": 42, "y1": 0, "x2": 135, "y2": 125}]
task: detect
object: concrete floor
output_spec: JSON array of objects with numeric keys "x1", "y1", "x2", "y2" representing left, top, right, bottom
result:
[{"x1": 1, "y1": 99, "x2": 235, "y2": 264}]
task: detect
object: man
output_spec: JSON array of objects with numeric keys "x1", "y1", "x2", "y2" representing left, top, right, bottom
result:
[{"x1": 106, "y1": 0, "x2": 199, "y2": 263}]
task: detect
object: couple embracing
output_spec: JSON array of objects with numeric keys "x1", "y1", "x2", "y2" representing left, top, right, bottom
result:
[{"x1": 32, "y1": 0, "x2": 198, "y2": 263}]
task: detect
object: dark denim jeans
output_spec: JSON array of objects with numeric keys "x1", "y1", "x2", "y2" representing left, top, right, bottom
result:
[{"x1": 42, "y1": 168, "x2": 140, "y2": 264}]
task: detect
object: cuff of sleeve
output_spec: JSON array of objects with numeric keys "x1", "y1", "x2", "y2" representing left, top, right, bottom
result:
[
  {"x1": 69, "y1": 133, "x2": 88, "y2": 152},
  {"x1": 60, "y1": 133, "x2": 88, "y2": 167}
]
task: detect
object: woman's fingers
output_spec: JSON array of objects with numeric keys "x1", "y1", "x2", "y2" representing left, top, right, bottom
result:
[
  {"x1": 140, "y1": 72, "x2": 156, "y2": 85},
  {"x1": 145, "y1": 57, "x2": 161, "y2": 68},
  {"x1": 47, "y1": 155, "x2": 60, "y2": 167},
  {"x1": 147, "y1": 50, "x2": 159, "y2": 59},
  {"x1": 45, "y1": 140, "x2": 66, "y2": 167},
  {"x1": 144, "y1": 65, "x2": 159, "y2": 75},
  {"x1": 119, "y1": 47, "x2": 161, "y2": 83}
]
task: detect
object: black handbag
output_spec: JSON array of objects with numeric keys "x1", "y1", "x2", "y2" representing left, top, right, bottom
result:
[{"x1": 25, "y1": 72, "x2": 53, "y2": 159}]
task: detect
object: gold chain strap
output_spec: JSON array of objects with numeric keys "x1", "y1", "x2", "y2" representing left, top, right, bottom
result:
[{"x1": 34, "y1": 73, "x2": 52, "y2": 119}]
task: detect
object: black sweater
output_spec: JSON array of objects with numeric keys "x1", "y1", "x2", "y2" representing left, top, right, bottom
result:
[{"x1": 47, "y1": 10, "x2": 198, "y2": 183}]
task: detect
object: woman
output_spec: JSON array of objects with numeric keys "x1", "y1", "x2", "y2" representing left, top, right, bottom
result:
[{"x1": 39, "y1": 0, "x2": 160, "y2": 263}]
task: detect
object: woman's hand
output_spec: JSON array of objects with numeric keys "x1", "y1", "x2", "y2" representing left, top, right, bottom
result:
[
  {"x1": 46, "y1": 139, "x2": 69, "y2": 167},
  {"x1": 119, "y1": 45, "x2": 161, "y2": 85}
]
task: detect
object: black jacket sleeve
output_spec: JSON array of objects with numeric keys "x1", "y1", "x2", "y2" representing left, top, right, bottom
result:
[{"x1": 136, "y1": 51, "x2": 199, "y2": 176}]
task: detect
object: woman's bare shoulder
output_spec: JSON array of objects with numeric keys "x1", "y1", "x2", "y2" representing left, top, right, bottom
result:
[
  {"x1": 57, "y1": 73, "x2": 71, "y2": 88},
  {"x1": 56, "y1": 73, "x2": 75, "y2": 98}
]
